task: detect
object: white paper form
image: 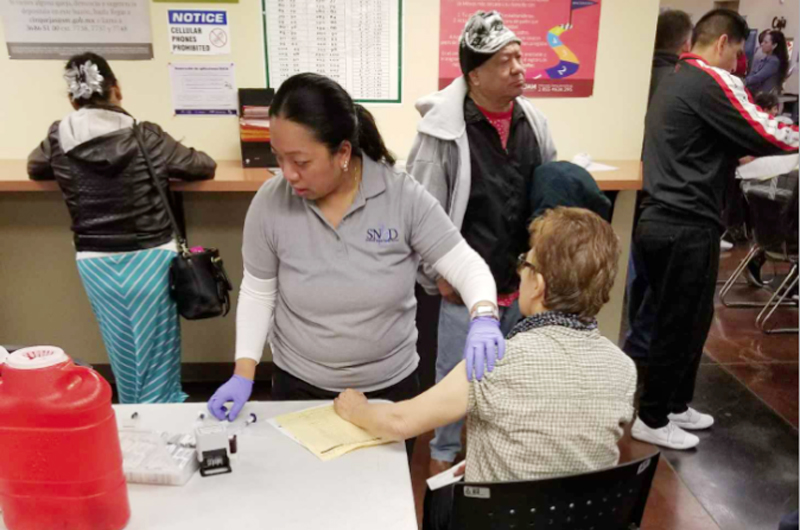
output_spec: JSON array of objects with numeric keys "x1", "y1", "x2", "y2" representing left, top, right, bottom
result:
[{"x1": 169, "y1": 63, "x2": 237, "y2": 116}]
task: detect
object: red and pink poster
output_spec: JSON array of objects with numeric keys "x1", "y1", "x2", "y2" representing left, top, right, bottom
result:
[{"x1": 439, "y1": 0, "x2": 602, "y2": 98}]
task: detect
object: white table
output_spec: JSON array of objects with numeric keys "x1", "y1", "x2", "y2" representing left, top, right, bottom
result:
[{"x1": 1, "y1": 402, "x2": 417, "y2": 530}]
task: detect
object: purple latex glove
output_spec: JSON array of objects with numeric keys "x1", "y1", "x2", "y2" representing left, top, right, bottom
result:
[
  {"x1": 464, "y1": 316, "x2": 505, "y2": 382},
  {"x1": 207, "y1": 375, "x2": 254, "y2": 421}
]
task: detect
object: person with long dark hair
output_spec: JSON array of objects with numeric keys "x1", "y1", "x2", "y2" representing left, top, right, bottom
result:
[
  {"x1": 28, "y1": 52, "x2": 216, "y2": 403},
  {"x1": 207, "y1": 74, "x2": 503, "y2": 459},
  {"x1": 746, "y1": 30, "x2": 789, "y2": 94}
]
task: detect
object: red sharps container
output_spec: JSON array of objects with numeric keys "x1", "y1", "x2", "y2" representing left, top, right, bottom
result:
[{"x1": 0, "y1": 346, "x2": 130, "y2": 530}]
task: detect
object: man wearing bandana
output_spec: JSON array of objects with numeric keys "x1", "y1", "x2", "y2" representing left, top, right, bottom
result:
[{"x1": 407, "y1": 11, "x2": 557, "y2": 476}]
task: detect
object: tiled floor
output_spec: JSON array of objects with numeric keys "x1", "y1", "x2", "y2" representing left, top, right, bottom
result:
[
  {"x1": 625, "y1": 245, "x2": 797, "y2": 530},
  {"x1": 708, "y1": 247, "x2": 798, "y2": 428},
  {"x1": 151, "y1": 245, "x2": 799, "y2": 530}
]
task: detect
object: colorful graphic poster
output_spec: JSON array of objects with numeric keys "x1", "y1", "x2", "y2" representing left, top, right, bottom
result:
[{"x1": 439, "y1": 0, "x2": 602, "y2": 98}]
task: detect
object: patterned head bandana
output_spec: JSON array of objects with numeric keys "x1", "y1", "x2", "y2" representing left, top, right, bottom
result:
[
  {"x1": 459, "y1": 11, "x2": 521, "y2": 75},
  {"x1": 64, "y1": 60, "x2": 105, "y2": 101}
]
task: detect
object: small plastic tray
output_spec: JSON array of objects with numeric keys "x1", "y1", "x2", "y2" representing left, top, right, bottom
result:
[{"x1": 119, "y1": 429, "x2": 199, "y2": 486}]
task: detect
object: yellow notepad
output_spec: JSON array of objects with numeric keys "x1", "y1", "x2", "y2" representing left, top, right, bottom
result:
[{"x1": 272, "y1": 404, "x2": 390, "y2": 461}]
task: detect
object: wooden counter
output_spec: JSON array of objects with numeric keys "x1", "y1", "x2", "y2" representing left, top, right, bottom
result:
[
  {"x1": 0, "y1": 159, "x2": 641, "y2": 192},
  {"x1": 0, "y1": 158, "x2": 640, "y2": 361}
]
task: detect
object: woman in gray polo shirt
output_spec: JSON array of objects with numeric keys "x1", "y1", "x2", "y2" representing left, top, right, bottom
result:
[{"x1": 208, "y1": 74, "x2": 503, "y2": 438}]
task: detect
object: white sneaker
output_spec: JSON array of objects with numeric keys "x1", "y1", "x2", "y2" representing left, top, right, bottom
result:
[
  {"x1": 668, "y1": 407, "x2": 714, "y2": 430},
  {"x1": 631, "y1": 417, "x2": 700, "y2": 450},
  {"x1": 720, "y1": 239, "x2": 733, "y2": 251}
]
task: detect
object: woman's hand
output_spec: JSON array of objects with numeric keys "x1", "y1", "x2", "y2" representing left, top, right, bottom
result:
[
  {"x1": 334, "y1": 389, "x2": 368, "y2": 423},
  {"x1": 464, "y1": 316, "x2": 505, "y2": 381},
  {"x1": 207, "y1": 375, "x2": 254, "y2": 420},
  {"x1": 208, "y1": 358, "x2": 257, "y2": 421}
]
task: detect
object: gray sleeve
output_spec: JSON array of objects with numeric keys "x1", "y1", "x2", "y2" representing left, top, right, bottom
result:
[
  {"x1": 405, "y1": 175, "x2": 463, "y2": 266},
  {"x1": 533, "y1": 107, "x2": 558, "y2": 164},
  {"x1": 242, "y1": 183, "x2": 279, "y2": 280},
  {"x1": 406, "y1": 133, "x2": 452, "y2": 213},
  {"x1": 746, "y1": 56, "x2": 780, "y2": 88}
]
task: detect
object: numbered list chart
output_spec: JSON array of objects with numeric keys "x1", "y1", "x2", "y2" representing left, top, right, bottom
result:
[{"x1": 264, "y1": 0, "x2": 401, "y2": 102}]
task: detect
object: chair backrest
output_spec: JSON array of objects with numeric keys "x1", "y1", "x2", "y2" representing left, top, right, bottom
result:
[
  {"x1": 744, "y1": 170, "x2": 799, "y2": 255},
  {"x1": 449, "y1": 453, "x2": 660, "y2": 530}
]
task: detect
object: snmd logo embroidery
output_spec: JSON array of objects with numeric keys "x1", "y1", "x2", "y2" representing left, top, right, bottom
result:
[{"x1": 366, "y1": 227, "x2": 399, "y2": 244}]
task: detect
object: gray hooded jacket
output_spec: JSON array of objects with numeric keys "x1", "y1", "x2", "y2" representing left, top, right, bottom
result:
[{"x1": 406, "y1": 77, "x2": 557, "y2": 293}]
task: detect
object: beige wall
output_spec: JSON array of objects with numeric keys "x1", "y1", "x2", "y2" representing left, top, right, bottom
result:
[
  {"x1": 0, "y1": 193, "x2": 251, "y2": 364},
  {"x1": 0, "y1": 0, "x2": 660, "y2": 364},
  {"x1": 0, "y1": 0, "x2": 659, "y2": 162}
]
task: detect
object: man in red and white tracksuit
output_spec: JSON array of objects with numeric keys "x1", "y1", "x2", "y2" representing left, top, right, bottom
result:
[{"x1": 631, "y1": 9, "x2": 799, "y2": 450}]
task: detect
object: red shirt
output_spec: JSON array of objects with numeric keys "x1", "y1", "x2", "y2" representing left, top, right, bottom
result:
[
  {"x1": 477, "y1": 103, "x2": 514, "y2": 149},
  {"x1": 735, "y1": 52, "x2": 748, "y2": 77}
]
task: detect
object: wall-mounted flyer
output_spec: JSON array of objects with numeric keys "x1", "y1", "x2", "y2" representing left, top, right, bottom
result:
[
  {"x1": 168, "y1": 9, "x2": 231, "y2": 56},
  {"x1": 0, "y1": 0, "x2": 153, "y2": 60},
  {"x1": 169, "y1": 63, "x2": 237, "y2": 115},
  {"x1": 439, "y1": 0, "x2": 602, "y2": 98}
]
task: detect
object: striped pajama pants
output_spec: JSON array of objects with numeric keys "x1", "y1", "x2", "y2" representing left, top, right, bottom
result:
[{"x1": 76, "y1": 248, "x2": 187, "y2": 404}]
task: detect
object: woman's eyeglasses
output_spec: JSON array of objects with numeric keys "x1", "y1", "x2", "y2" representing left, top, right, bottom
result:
[{"x1": 517, "y1": 253, "x2": 536, "y2": 274}]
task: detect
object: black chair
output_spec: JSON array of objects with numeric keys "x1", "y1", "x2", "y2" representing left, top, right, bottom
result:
[
  {"x1": 448, "y1": 453, "x2": 660, "y2": 530},
  {"x1": 719, "y1": 171, "x2": 798, "y2": 333},
  {"x1": 755, "y1": 172, "x2": 800, "y2": 333}
]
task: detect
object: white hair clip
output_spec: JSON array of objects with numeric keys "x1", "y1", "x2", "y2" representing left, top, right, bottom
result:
[{"x1": 64, "y1": 60, "x2": 105, "y2": 101}]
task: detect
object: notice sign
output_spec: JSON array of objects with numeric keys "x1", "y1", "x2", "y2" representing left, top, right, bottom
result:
[
  {"x1": 168, "y1": 10, "x2": 231, "y2": 55},
  {"x1": 0, "y1": 0, "x2": 153, "y2": 60},
  {"x1": 169, "y1": 63, "x2": 237, "y2": 115},
  {"x1": 439, "y1": 0, "x2": 602, "y2": 98}
]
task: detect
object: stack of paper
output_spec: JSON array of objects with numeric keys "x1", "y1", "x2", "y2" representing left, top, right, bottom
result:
[
  {"x1": 269, "y1": 404, "x2": 390, "y2": 461},
  {"x1": 737, "y1": 154, "x2": 799, "y2": 181}
]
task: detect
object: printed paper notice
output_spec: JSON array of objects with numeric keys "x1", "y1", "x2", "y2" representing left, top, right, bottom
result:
[
  {"x1": 0, "y1": 0, "x2": 153, "y2": 60},
  {"x1": 269, "y1": 404, "x2": 390, "y2": 461},
  {"x1": 169, "y1": 63, "x2": 237, "y2": 115},
  {"x1": 168, "y1": 9, "x2": 231, "y2": 55},
  {"x1": 439, "y1": 0, "x2": 602, "y2": 98}
]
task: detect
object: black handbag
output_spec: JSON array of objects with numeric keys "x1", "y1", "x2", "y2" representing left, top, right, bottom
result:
[{"x1": 133, "y1": 123, "x2": 232, "y2": 319}]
